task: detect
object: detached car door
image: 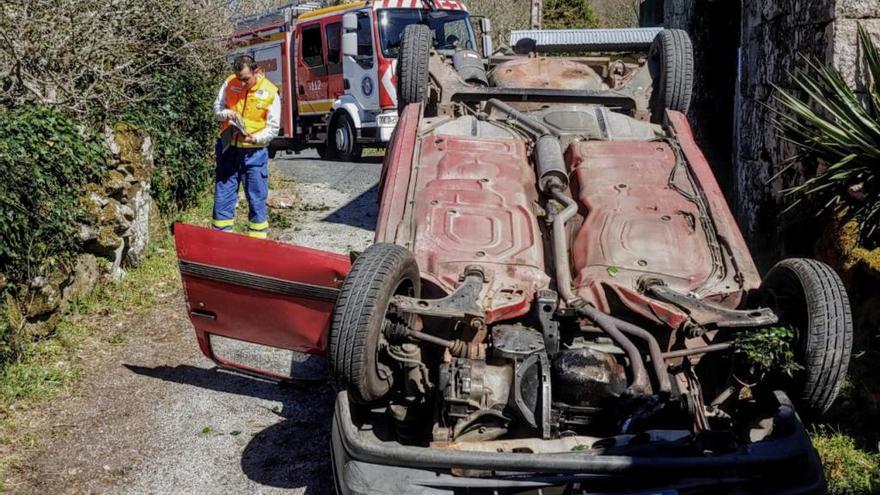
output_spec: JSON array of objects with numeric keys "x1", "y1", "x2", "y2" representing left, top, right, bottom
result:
[{"x1": 174, "y1": 223, "x2": 350, "y2": 379}]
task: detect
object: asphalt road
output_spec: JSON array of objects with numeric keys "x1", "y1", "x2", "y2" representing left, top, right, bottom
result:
[{"x1": 12, "y1": 151, "x2": 382, "y2": 495}]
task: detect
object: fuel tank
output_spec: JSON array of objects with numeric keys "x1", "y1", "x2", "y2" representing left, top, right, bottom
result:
[{"x1": 490, "y1": 57, "x2": 606, "y2": 90}]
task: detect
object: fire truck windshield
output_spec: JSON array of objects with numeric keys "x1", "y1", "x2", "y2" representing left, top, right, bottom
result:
[{"x1": 377, "y1": 9, "x2": 476, "y2": 58}]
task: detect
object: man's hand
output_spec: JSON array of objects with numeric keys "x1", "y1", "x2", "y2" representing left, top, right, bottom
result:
[
  {"x1": 243, "y1": 134, "x2": 256, "y2": 144},
  {"x1": 220, "y1": 109, "x2": 239, "y2": 122}
]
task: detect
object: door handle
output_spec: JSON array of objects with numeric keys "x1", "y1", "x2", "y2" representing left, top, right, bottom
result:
[
  {"x1": 191, "y1": 309, "x2": 217, "y2": 320},
  {"x1": 343, "y1": 79, "x2": 350, "y2": 90}
]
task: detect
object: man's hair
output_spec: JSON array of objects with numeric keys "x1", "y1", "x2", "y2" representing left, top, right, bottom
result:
[{"x1": 233, "y1": 55, "x2": 257, "y2": 72}]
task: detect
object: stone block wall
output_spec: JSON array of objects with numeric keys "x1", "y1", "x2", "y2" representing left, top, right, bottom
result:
[
  {"x1": 736, "y1": 0, "x2": 880, "y2": 265},
  {"x1": 663, "y1": 0, "x2": 740, "y2": 194},
  {"x1": 656, "y1": 0, "x2": 880, "y2": 267},
  {"x1": 21, "y1": 126, "x2": 154, "y2": 324}
]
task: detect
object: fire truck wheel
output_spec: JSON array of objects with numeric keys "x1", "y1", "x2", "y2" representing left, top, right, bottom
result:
[
  {"x1": 330, "y1": 112, "x2": 363, "y2": 162},
  {"x1": 316, "y1": 144, "x2": 334, "y2": 160},
  {"x1": 648, "y1": 29, "x2": 694, "y2": 124},
  {"x1": 329, "y1": 243, "x2": 421, "y2": 404},
  {"x1": 397, "y1": 23, "x2": 431, "y2": 112}
]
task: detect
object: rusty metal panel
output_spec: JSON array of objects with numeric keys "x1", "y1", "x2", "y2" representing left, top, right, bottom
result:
[
  {"x1": 570, "y1": 129, "x2": 756, "y2": 325},
  {"x1": 376, "y1": 103, "x2": 421, "y2": 244},
  {"x1": 571, "y1": 140, "x2": 715, "y2": 293},
  {"x1": 667, "y1": 110, "x2": 761, "y2": 292},
  {"x1": 490, "y1": 58, "x2": 605, "y2": 90},
  {"x1": 406, "y1": 133, "x2": 550, "y2": 322}
]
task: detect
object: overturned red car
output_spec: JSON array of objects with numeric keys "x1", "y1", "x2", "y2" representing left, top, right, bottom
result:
[{"x1": 175, "y1": 25, "x2": 851, "y2": 494}]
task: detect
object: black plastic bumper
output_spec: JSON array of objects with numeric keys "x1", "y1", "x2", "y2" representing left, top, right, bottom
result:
[{"x1": 331, "y1": 391, "x2": 826, "y2": 494}]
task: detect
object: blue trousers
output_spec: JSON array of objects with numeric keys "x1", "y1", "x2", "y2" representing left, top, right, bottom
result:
[{"x1": 212, "y1": 140, "x2": 269, "y2": 238}]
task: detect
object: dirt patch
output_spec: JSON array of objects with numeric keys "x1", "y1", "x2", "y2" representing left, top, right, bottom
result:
[{"x1": 6, "y1": 291, "x2": 334, "y2": 495}]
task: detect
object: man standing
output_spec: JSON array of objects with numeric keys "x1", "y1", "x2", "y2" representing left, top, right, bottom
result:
[{"x1": 212, "y1": 55, "x2": 280, "y2": 239}]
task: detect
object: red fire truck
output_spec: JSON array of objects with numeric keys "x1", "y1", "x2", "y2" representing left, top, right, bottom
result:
[{"x1": 227, "y1": 0, "x2": 486, "y2": 161}]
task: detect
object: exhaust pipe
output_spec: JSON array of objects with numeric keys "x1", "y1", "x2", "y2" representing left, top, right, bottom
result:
[
  {"x1": 486, "y1": 97, "x2": 665, "y2": 395},
  {"x1": 547, "y1": 187, "x2": 653, "y2": 395},
  {"x1": 484, "y1": 99, "x2": 569, "y2": 193}
]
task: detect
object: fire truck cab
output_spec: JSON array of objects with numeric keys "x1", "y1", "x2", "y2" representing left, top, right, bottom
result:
[{"x1": 228, "y1": 0, "x2": 481, "y2": 161}]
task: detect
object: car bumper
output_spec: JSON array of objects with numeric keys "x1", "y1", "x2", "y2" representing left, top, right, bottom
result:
[{"x1": 330, "y1": 391, "x2": 825, "y2": 495}]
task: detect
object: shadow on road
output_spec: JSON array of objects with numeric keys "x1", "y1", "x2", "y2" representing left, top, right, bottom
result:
[
  {"x1": 321, "y1": 183, "x2": 379, "y2": 231},
  {"x1": 125, "y1": 364, "x2": 335, "y2": 493}
]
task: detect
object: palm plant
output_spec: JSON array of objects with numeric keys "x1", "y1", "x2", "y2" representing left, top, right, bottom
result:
[{"x1": 772, "y1": 25, "x2": 880, "y2": 245}]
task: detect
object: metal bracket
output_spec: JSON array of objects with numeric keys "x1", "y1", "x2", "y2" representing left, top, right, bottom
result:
[
  {"x1": 646, "y1": 284, "x2": 778, "y2": 328},
  {"x1": 513, "y1": 352, "x2": 552, "y2": 439},
  {"x1": 536, "y1": 290, "x2": 560, "y2": 354},
  {"x1": 391, "y1": 271, "x2": 485, "y2": 320}
]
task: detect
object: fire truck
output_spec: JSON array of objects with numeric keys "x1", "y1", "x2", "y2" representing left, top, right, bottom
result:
[{"x1": 227, "y1": 0, "x2": 487, "y2": 161}]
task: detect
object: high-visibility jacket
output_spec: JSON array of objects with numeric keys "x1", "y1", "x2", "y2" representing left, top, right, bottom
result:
[{"x1": 220, "y1": 74, "x2": 279, "y2": 149}]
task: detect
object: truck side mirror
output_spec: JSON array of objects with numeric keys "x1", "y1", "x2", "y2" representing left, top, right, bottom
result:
[
  {"x1": 343, "y1": 12, "x2": 357, "y2": 32},
  {"x1": 480, "y1": 18, "x2": 492, "y2": 34},
  {"x1": 482, "y1": 34, "x2": 494, "y2": 59},
  {"x1": 342, "y1": 32, "x2": 358, "y2": 58}
]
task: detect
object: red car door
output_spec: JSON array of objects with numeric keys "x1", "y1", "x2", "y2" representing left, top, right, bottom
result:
[{"x1": 174, "y1": 223, "x2": 350, "y2": 379}]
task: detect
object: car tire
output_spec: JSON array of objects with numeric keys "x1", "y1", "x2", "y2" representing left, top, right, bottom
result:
[
  {"x1": 330, "y1": 112, "x2": 362, "y2": 162},
  {"x1": 760, "y1": 258, "x2": 853, "y2": 417},
  {"x1": 397, "y1": 23, "x2": 431, "y2": 112},
  {"x1": 329, "y1": 243, "x2": 420, "y2": 404},
  {"x1": 648, "y1": 29, "x2": 694, "y2": 124}
]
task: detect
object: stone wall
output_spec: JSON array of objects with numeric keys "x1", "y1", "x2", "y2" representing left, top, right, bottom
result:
[
  {"x1": 656, "y1": 0, "x2": 880, "y2": 267},
  {"x1": 23, "y1": 126, "x2": 153, "y2": 324},
  {"x1": 663, "y1": 0, "x2": 740, "y2": 194},
  {"x1": 734, "y1": 0, "x2": 839, "y2": 266}
]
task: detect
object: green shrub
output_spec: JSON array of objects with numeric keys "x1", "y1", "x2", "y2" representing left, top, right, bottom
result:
[
  {"x1": 123, "y1": 70, "x2": 221, "y2": 214},
  {"x1": 0, "y1": 106, "x2": 105, "y2": 287},
  {"x1": 544, "y1": 0, "x2": 600, "y2": 29},
  {"x1": 812, "y1": 429, "x2": 880, "y2": 495}
]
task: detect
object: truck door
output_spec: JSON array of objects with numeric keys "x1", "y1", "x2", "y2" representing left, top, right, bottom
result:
[
  {"x1": 325, "y1": 21, "x2": 345, "y2": 101},
  {"x1": 297, "y1": 22, "x2": 331, "y2": 116},
  {"x1": 342, "y1": 11, "x2": 380, "y2": 113},
  {"x1": 174, "y1": 223, "x2": 350, "y2": 380}
]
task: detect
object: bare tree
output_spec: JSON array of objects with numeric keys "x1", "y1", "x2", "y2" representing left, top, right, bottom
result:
[
  {"x1": 0, "y1": 0, "x2": 236, "y2": 116},
  {"x1": 467, "y1": 0, "x2": 531, "y2": 48},
  {"x1": 589, "y1": 0, "x2": 641, "y2": 28}
]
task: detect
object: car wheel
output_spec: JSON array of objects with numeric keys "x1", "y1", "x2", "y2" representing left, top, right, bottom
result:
[
  {"x1": 331, "y1": 113, "x2": 363, "y2": 162},
  {"x1": 329, "y1": 243, "x2": 420, "y2": 404},
  {"x1": 648, "y1": 29, "x2": 694, "y2": 124},
  {"x1": 397, "y1": 23, "x2": 431, "y2": 112},
  {"x1": 760, "y1": 258, "x2": 853, "y2": 417}
]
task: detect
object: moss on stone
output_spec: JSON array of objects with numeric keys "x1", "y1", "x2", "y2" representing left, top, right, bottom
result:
[
  {"x1": 102, "y1": 169, "x2": 128, "y2": 194},
  {"x1": 96, "y1": 226, "x2": 122, "y2": 250},
  {"x1": 112, "y1": 123, "x2": 152, "y2": 181}
]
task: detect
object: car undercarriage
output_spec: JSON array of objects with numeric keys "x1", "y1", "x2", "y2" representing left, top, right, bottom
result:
[{"x1": 175, "y1": 27, "x2": 852, "y2": 495}]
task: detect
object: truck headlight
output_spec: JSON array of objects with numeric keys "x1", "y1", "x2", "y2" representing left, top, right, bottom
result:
[{"x1": 377, "y1": 114, "x2": 398, "y2": 126}]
